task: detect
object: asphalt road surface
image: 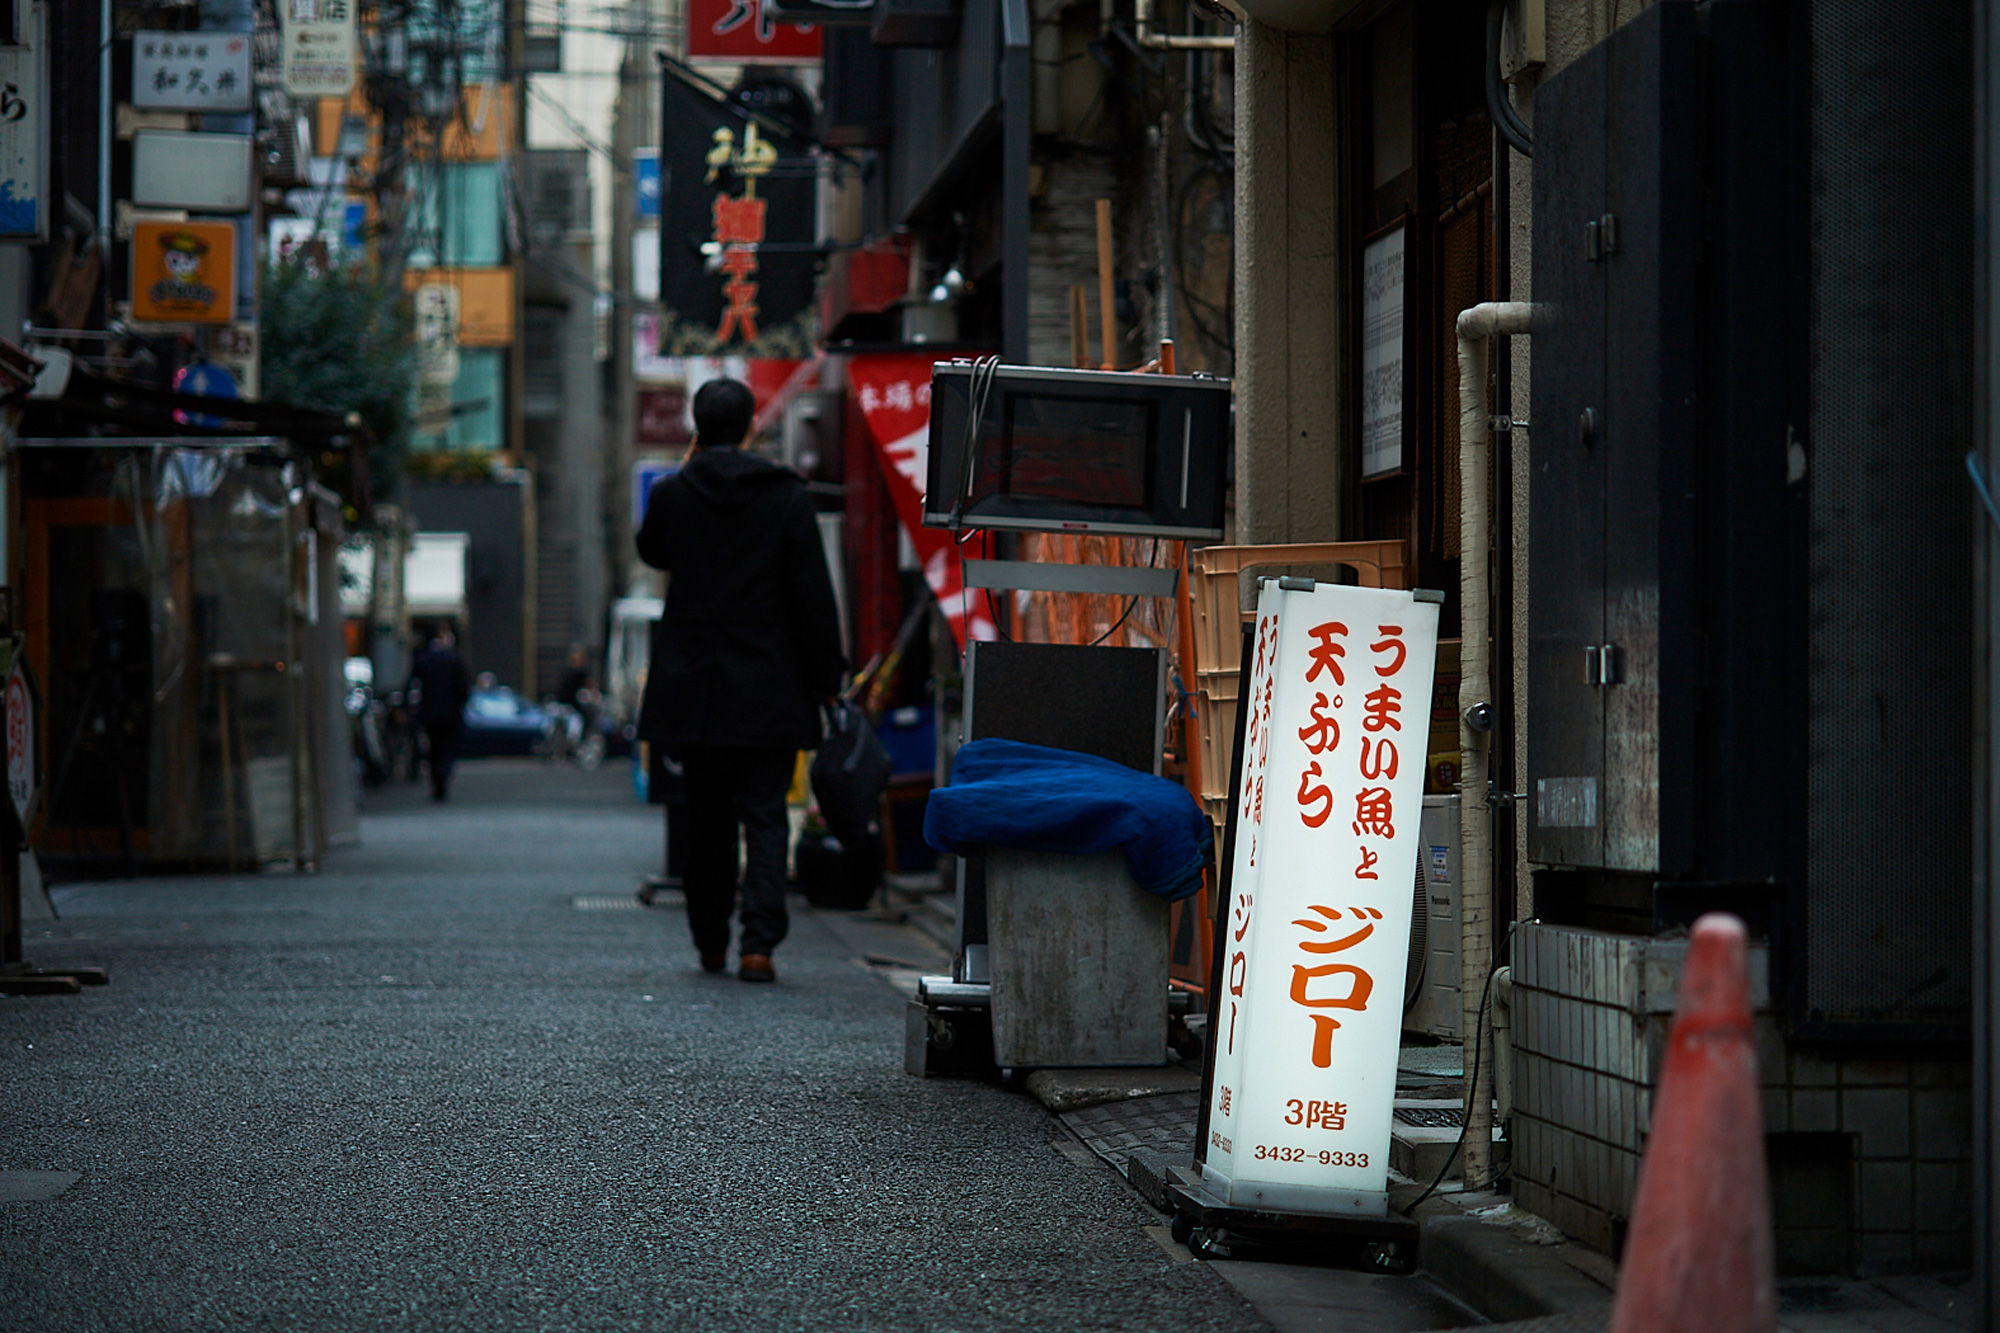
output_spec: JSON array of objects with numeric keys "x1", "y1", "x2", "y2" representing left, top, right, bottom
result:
[{"x1": 1, "y1": 759, "x2": 1275, "y2": 1332}]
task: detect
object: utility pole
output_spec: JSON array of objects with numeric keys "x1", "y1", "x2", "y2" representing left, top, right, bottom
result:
[{"x1": 1975, "y1": 1, "x2": 1999, "y2": 1322}]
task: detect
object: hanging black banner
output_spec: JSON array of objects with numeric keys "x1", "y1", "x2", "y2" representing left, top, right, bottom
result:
[{"x1": 656, "y1": 69, "x2": 819, "y2": 357}]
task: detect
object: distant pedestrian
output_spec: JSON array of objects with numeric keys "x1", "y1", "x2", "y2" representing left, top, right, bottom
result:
[
  {"x1": 636, "y1": 378, "x2": 845, "y2": 983},
  {"x1": 554, "y1": 644, "x2": 593, "y2": 709},
  {"x1": 408, "y1": 624, "x2": 471, "y2": 802}
]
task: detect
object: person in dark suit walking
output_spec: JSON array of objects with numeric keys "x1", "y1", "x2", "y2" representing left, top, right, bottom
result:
[
  {"x1": 408, "y1": 624, "x2": 471, "y2": 802},
  {"x1": 635, "y1": 378, "x2": 844, "y2": 983}
]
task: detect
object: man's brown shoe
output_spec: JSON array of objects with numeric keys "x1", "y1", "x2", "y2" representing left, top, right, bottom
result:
[
  {"x1": 738, "y1": 954, "x2": 776, "y2": 983},
  {"x1": 700, "y1": 951, "x2": 727, "y2": 974}
]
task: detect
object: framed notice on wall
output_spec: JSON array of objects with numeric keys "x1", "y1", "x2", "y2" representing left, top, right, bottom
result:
[{"x1": 1360, "y1": 220, "x2": 1407, "y2": 481}]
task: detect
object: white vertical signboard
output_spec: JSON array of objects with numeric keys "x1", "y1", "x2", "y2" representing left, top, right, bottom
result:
[
  {"x1": 1202, "y1": 580, "x2": 1439, "y2": 1217},
  {"x1": 280, "y1": 0, "x2": 357, "y2": 99},
  {"x1": 1360, "y1": 224, "x2": 1405, "y2": 479},
  {"x1": 0, "y1": 2, "x2": 47, "y2": 243}
]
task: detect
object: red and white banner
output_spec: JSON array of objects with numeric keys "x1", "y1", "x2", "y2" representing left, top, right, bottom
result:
[{"x1": 845, "y1": 354, "x2": 996, "y2": 648}]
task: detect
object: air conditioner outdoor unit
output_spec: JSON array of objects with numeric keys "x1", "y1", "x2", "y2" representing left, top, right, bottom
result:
[{"x1": 1402, "y1": 795, "x2": 1463, "y2": 1040}]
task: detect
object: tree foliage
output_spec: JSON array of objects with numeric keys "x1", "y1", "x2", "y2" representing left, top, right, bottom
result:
[{"x1": 260, "y1": 259, "x2": 414, "y2": 497}]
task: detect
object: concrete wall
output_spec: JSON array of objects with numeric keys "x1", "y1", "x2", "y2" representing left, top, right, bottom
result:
[
  {"x1": 1502, "y1": 0, "x2": 1654, "y2": 920},
  {"x1": 1231, "y1": 20, "x2": 1344, "y2": 545}
]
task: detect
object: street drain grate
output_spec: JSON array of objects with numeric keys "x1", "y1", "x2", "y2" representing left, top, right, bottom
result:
[
  {"x1": 1393, "y1": 1106, "x2": 1465, "y2": 1129},
  {"x1": 572, "y1": 895, "x2": 644, "y2": 911}
]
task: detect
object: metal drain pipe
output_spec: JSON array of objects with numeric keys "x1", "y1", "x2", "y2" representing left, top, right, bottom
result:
[
  {"x1": 1456, "y1": 300, "x2": 1535, "y2": 1189},
  {"x1": 1136, "y1": 0, "x2": 1236, "y2": 50}
]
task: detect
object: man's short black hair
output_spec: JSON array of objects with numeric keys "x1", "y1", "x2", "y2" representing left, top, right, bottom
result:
[{"x1": 692, "y1": 378, "x2": 756, "y2": 449}]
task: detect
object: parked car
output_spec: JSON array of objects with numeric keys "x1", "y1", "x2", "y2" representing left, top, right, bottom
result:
[{"x1": 459, "y1": 685, "x2": 555, "y2": 757}]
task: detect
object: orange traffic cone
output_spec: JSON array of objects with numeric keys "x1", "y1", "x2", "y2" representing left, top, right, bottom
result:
[{"x1": 1609, "y1": 912, "x2": 1777, "y2": 1333}]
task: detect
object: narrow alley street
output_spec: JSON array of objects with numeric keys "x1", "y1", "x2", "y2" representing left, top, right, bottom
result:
[{"x1": 0, "y1": 761, "x2": 1482, "y2": 1332}]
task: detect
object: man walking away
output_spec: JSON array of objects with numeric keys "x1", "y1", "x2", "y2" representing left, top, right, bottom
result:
[
  {"x1": 408, "y1": 624, "x2": 471, "y2": 802},
  {"x1": 635, "y1": 378, "x2": 844, "y2": 983}
]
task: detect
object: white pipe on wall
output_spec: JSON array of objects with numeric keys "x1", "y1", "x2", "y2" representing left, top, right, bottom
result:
[
  {"x1": 1455, "y1": 299, "x2": 1534, "y2": 1189},
  {"x1": 1136, "y1": 0, "x2": 1236, "y2": 50}
]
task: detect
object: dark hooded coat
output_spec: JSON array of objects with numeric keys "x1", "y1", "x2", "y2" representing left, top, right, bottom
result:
[{"x1": 635, "y1": 447, "x2": 845, "y2": 751}]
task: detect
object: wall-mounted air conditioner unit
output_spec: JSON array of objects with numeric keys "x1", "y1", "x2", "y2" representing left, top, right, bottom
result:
[{"x1": 1402, "y1": 795, "x2": 1463, "y2": 1041}]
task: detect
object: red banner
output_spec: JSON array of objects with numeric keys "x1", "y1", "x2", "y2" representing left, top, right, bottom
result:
[
  {"x1": 636, "y1": 388, "x2": 690, "y2": 446},
  {"x1": 685, "y1": 0, "x2": 822, "y2": 63},
  {"x1": 845, "y1": 353, "x2": 997, "y2": 649}
]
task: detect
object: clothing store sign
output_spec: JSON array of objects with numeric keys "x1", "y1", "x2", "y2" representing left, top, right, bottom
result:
[{"x1": 1202, "y1": 579, "x2": 1438, "y2": 1217}]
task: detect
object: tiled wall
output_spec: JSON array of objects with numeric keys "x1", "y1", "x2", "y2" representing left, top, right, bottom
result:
[
  {"x1": 1510, "y1": 926, "x2": 1658, "y2": 1253},
  {"x1": 1507, "y1": 923, "x2": 1971, "y2": 1274},
  {"x1": 1758, "y1": 1049, "x2": 1973, "y2": 1271}
]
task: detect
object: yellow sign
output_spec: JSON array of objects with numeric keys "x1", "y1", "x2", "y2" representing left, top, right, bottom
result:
[
  {"x1": 404, "y1": 267, "x2": 514, "y2": 347},
  {"x1": 130, "y1": 220, "x2": 236, "y2": 324}
]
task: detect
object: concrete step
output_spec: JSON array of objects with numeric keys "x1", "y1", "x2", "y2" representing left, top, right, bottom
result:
[{"x1": 1391, "y1": 1098, "x2": 1508, "y2": 1184}]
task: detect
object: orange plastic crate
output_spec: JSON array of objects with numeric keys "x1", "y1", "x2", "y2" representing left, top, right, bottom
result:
[{"x1": 1187, "y1": 540, "x2": 1409, "y2": 833}]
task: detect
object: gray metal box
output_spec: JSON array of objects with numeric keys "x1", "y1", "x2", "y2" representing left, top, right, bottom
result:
[
  {"x1": 1402, "y1": 796, "x2": 1463, "y2": 1041},
  {"x1": 986, "y1": 847, "x2": 1169, "y2": 1068}
]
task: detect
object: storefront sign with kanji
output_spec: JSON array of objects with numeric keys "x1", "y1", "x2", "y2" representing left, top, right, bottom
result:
[
  {"x1": 132, "y1": 30, "x2": 253, "y2": 111},
  {"x1": 656, "y1": 72, "x2": 815, "y2": 356},
  {"x1": 280, "y1": 0, "x2": 356, "y2": 98},
  {"x1": 1202, "y1": 580, "x2": 1438, "y2": 1216},
  {"x1": 686, "y1": 0, "x2": 823, "y2": 64},
  {"x1": 847, "y1": 353, "x2": 997, "y2": 649}
]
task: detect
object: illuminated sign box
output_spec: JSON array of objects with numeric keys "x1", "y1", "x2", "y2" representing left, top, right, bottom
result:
[
  {"x1": 130, "y1": 220, "x2": 237, "y2": 325},
  {"x1": 131, "y1": 30, "x2": 253, "y2": 112},
  {"x1": 1202, "y1": 579, "x2": 1440, "y2": 1217},
  {"x1": 131, "y1": 131, "x2": 255, "y2": 213}
]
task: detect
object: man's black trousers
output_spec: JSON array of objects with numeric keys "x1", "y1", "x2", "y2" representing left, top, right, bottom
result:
[
  {"x1": 679, "y1": 745, "x2": 794, "y2": 958},
  {"x1": 424, "y1": 721, "x2": 461, "y2": 797}
]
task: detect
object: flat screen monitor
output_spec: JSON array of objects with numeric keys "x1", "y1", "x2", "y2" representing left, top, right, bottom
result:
[{"x1": 922, "y1": 363, "x2": 1231, "y2": 540}]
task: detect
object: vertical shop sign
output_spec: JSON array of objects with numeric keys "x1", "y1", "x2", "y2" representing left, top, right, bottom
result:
[
  {"x1": 1360, "y1": 222, "x2": 1406, "y2": 480},
  {"x1": 280, "y1": 0, "x2": 357, "y2": 99},
  {"x1": 412, "y1": 283, "x2": 461, "y2": 385},
  {"x1": 132, "y1": 30, "x2": 253, "y2": 112},
  {"x1": 1200, "y1": 580, "x2": 1438, "y2": 1216},
  {"x1": 6, "y1": 658, "x2": 33, "y2": 829},
  {"x1": 658, "y1": 71, "x2": 815, "y2": 356},
  {"x1": 634, "y1": 149, "x2": 661, "y2": 218},
  {"x1": 846, "y1": 354, "x2": 997, "y2": 649},
  {"x1": 0, "y1": 3, "x2": 47, "y2": 243},
  {"x1": 686, "y1": 0, "x2": 823, "y2": 64}
]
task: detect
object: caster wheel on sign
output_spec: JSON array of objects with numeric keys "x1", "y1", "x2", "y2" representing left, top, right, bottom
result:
[
  {"x1": 1169, "y1": 1212, "x2": 1194, "y2": 1247},
  {"x1": 1188, "y1": 1227, "x2": 1233, "y2": 1261},
  {"x1": 1366, "y1": 1240, "x2": 1411, "y2": 1274}
]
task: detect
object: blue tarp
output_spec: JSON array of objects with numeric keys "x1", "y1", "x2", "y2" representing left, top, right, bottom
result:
[{"x1": 922, "y1": 738, "x2": 1213, "y2": 902}]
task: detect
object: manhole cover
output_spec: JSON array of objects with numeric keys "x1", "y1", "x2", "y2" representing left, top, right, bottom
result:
[
  {"x1": 1394, "y1": 1106, "x2": 1465, "y2": 1128},
  {"x1": 572, "y1": 895, "x2": 644, "y2": 911}
]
